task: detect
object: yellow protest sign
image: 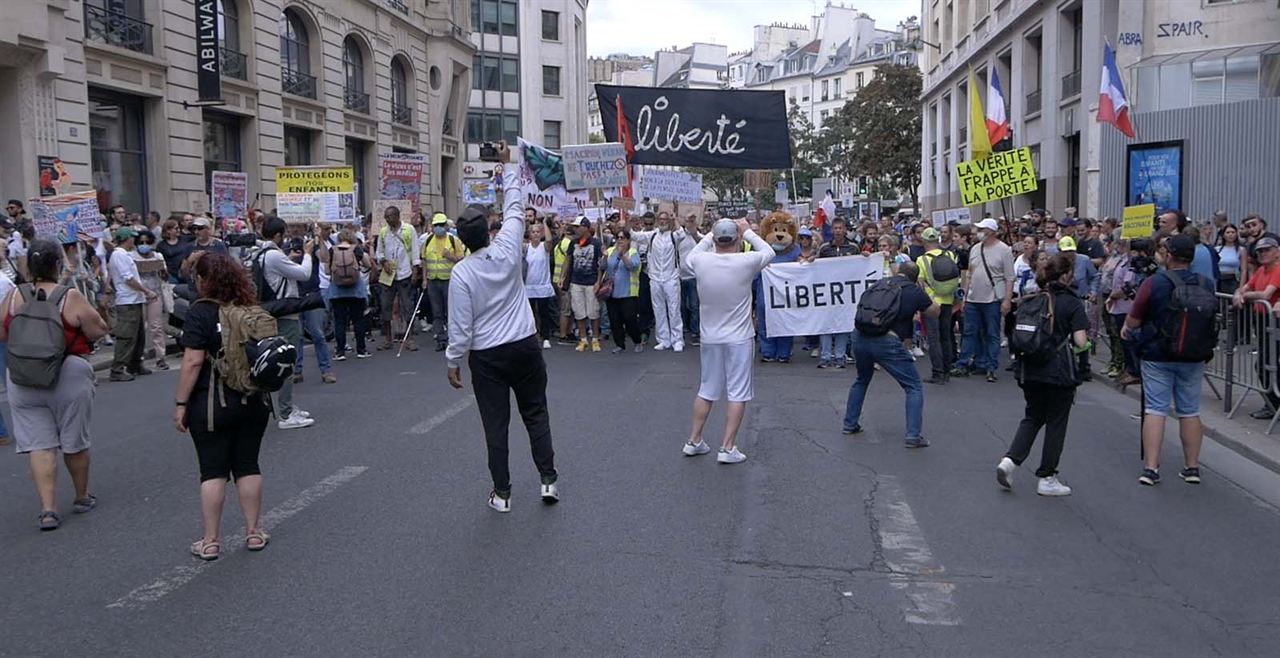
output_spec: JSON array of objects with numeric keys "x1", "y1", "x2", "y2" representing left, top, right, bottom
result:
[
  {"x1": 1122, "y1": 204, "x2": 1156, "y2": 240},
  {"x1": 275, "y1": 166, "x2": 356, "y2": 223},
  {"x1": 955, "y1": 147, "x2": 1039, "y2": 205},
  {"x1": 276, "y1": 166, "x2": 354, "y2": 194}
]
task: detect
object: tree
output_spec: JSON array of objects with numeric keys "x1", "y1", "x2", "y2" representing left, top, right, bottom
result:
[
  {"x1": 823, "y1": 63, "x2": 923, "y2": 210},
  {"x1": 786, "y1": 99, "x2": 825, "y2": 199},
  {"x1": 686, "y1": 166, "x2": 745, "y2": 202}
]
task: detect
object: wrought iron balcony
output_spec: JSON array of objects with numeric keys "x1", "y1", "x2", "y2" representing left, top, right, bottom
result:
[
  {"x1": 392, "y1": 101, "x2": 412, "y2": 126},
  {"x1": 443, "y1": 117, "x2": 455, "y2": 136},
  {"x1": 1061, "y1": 70, "x2": 1081, "y2": 99},
  {"x1": 1026, "y1": 89, "x2": 1042, "y2": 115},
  {"x1": 344, "y1": 87, "x2": 370, "y2": 113},
  {"x1": 83, "y1": 4, "x2": 153, "y2": 55},
  {"x1": 282, "y1": 68, "x2": 317, "y2": 99},
  {"x1": 220, "y1": 47, "x2": 248, "y2": 81}
]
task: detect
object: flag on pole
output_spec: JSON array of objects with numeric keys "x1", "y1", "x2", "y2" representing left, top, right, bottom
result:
[
  {"x1": 1096, "y1": 42, "x2": 1136, "y2": 139},
  {"x1": 986, "y1": 68, "x2": 1010, "y2": 146},
  {"x1": 967, "y1": 67, "x2": 992, "y2": 160}
]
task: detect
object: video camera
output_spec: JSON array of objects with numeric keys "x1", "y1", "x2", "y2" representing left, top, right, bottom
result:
[{"x1": 224, "y1": 232, "x2": 258, "y2": 248}]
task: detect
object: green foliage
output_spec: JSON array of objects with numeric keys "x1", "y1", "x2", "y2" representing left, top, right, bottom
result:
[
  {"x1": 687, "y1": 167, "x2": 746, "y2": 201},
  {"x1": 819, "y1": 64, "x2": 923, "y2": 208},
  {"x1": 786, "y1": 100, "x2": 823, "y2": 199}
]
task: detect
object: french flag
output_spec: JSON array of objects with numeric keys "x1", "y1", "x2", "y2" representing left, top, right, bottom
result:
[
  {"x1": 985, "y1": 69, "x2": 1010, "y2": 146},
  {"x1": 1097, "y1": 42, "x2": 1136, "y2": 139}
]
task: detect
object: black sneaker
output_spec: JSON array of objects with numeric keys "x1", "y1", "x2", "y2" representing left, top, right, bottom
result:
[
  {"x1": 777, "y1": 357, "x2": 791, "y2": 364},
  {"x1": 817, "y1": 361, "x2": 830, "y2": 369},
  {"x1": 558, "y1": 335, "x2": 578, "y2": 345},
  {"x1": 1138, "y1": 468, "x2": 1161, "y2": 486},
  {"x1": 842, "y1": 425, "x2": 863, "y2": 435},
  {"x1": 1250, "y1": 408, "x2": 1275, "y2": 420},
  {"x1": 761, "y1": 356, "x2": 775, "y2": 363},
  {"x1": 985, "y1": 371, "x2": 998, "y2": 383},
  {"x1": 333, "y1": 352, "x2": 347, "y2": 362},
  {"x1": 949, "y1": 366, "x2": 971, "y2": 377},
  {"x1": 926, "y1": 374, "x2": 947, "y2": 384},
  {"x1": 129, "y1": 366, "x2": 153, "y2": 376},
  {"x1": 1179, "y1": 467, "x2": 1202, "y2": 484},
  {"x1": 690, "y1": 335, "x2": 701, "y2": 346},
  {"x1": 108, "y1": 370, "x2": 135, "y2": 382}
]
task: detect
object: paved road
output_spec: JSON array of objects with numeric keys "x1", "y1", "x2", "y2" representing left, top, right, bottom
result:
[{"x1": 2, "y1": 341, "x2": 1279, "y2": 657}]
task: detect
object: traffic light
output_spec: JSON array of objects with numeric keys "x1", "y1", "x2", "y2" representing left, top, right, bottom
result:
[{"x1": 857, "y1": 176, "x2": 869, "y2": 197}]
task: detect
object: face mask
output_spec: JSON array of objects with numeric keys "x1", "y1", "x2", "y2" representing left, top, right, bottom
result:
[
  {"x1": 433, "y1": 226, "x2": 446, "y2": 237},
  {"x1": 136, "y1": 245, "x2": 153, "y2": 255}
]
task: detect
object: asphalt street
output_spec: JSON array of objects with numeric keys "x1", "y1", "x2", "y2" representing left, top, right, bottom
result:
[{"x1": 2, "y1": 340, "x2": 1279, "y2": 657}]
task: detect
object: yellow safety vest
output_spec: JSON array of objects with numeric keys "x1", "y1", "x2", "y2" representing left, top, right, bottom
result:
[
  {"x1": 605, "y1": 246, "x2": 641, "y2": 296},
  {"x1": 421, "y1": 234, "x2": 463, "y2": 280},
  {"x1": 552, "y1": 237, "x2": 571, "y2": 284}
]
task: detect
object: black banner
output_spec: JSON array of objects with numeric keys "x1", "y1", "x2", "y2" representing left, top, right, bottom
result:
[
  {"x1": 711, "y1": 200, "x2": 752, "y2": 219},
  {"x1": 195, "y1": 0, "x2": 221, "y2": 102},
  {"x1": 595, "y1": 85, "x2": 792, "y2": 170}
]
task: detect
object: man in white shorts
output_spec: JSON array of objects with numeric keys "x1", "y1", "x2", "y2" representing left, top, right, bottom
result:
[{"x1": 681, "y1": 218, "x2": 774, "y2": 463}]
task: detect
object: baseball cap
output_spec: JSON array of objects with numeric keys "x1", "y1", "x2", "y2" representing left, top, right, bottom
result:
[
  {"x1": 976, "y1": 218, "x2": 999, "y2": 231},
  {"x1": 712, "y1": 219, "x2": 738, "y2": 243},
  {"x1": 920, "y1": 227, "x2": 940, "y2": 242},
  {"x1": 1254, "y1": 236, "x2": 1279, "y2": 251},
  {"x1": 576, "y1": 216, "x2": 592, "y2": 228},
  {"x1": 431, "y1": 212, "x2": 449, "y2": 225},
  {"x1": 191, "y1": 216, "x2": 211, "y2": 228},
  {"x1": 798, "y1": 227, "x2": 813, "y2": 238},
  {"x1": 1058, "y1": 217, "x2": 1079, "y2": 227},
  {"x1": 1166, "y1": 234, "x2": 1197, "y2": 261},
  {"x1": 1058, "y1": 236, "x2": 1078, "y2": 252},
  {"x1": 114, "y1": 226, "x2": 137, "y2": 241}
]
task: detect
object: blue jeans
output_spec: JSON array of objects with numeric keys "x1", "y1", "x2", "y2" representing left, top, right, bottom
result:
[
  {"x1": 843, "y1": 332, "x2": 924, "y2": 440},
  {"x1": 681, "y1": 278, "x2": 700, "y2": 338},
  {"x1": 755, "y1": 311, "x2": 794, "y2": 360},
  {"x1": 1141, "y1": 361, "x2": 1204, "y2": 418},
  {"x1": 957, "y1": 301, "x2": 1002, "y2": 372},
  {"x1": 295, "y1": 308, "x2": 332, "y2": 375},
  {"x1": 820, "y1": 332, "x2": 851, "y2": 363}
]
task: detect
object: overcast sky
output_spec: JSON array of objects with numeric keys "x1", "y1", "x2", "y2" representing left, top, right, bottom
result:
[{"x1": 586, "y1": 0, "x2": 920, "y2": 58}]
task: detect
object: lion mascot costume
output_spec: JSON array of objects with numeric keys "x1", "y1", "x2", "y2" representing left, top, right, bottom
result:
[{"x1": 754, "y1": 211, "x2": 803, "y2": 362}]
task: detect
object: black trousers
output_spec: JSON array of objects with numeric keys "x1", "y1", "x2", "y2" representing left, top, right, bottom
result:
[
  {"x1": 638, "y1": 272, "x2": 653, "y2": 333},
  {"x1": 331, "y1": 296, "x2": 368, "y2": 354},
  {"x1": 468, "y1": 335, "x2": 557, "y2": 494},
  {"x1": 529, "y1": 297, "x2": 555, "y2": 341},
  {"x1": 606, "y1": 296, "x2": 643, "y2": 349},
  {"x1": 1006, "y1": 382, "x2": 1075, "y2": 477}
]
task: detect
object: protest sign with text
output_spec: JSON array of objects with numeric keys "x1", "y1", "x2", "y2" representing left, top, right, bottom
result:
[
  {"x1": 211, "y1": 171, "x2": 248, "y2": 220},
  {"x1": 276, "y1": 166, "x2": 356, "y2": 223},
  {"x1": 29, "y1": 191, "x2": 103, "y2": 244},
  {"x1": 379, "y1": 153, "x2": 424, "y2": 214},
  {"x1": 639, "y1": 169, "x2": 703, "y2": 203},
  {"x1": 1121, "y1": 204, "x2": 1156, "y2": 239},
  {"x1": 955, "y1": 147, "x2": 1039, "y2": 205},
  {"x1": 760, "y1": 254, "x2": 884, "y2": 336},
  {"x1": 562, "y1": 143, "x2": 629, "y2": 190}
]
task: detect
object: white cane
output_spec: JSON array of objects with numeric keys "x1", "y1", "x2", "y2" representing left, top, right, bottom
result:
[{"x1": 397, "y1": 288, "x2": 427, "y2": 357}]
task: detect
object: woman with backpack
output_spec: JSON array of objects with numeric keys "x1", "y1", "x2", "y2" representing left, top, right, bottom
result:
[
  {"x1": 173, "y1": 252, "x2": 275, "y2": 559},
  {"x1": 1, "y1": 239, "x2": 109, "y2": 530},
  {"x1": 324, "y1": 229, "x2": 375, "y2": 359},
  {"x1": 997, "y1": 252, "x2": 1091, "y2": 497}
]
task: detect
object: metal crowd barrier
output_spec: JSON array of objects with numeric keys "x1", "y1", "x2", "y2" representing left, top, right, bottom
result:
[{"x1": 1205, "y1": 293, "x2": 1280, "y2": 433}]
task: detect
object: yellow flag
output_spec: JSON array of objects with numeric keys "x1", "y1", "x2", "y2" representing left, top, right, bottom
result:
[{"x1": 968, "y1": 67, "x2": 992, "y2": 160}]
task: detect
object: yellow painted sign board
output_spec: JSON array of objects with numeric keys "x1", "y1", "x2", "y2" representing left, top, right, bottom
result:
[
  {"x1": 955, "y1": 147, "x2": 1039, "y2": 205},
  {"x1": 276, "y1": 166, "x2": 354, "y2": 194},
  {"x1": 1122, "y1": 204, "x2": 1156, "y2": 240}
]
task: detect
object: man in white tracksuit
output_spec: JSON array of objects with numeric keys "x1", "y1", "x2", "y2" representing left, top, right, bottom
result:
[{"x1": 631, "y1": 210, "x2": 696, "y2": 352}]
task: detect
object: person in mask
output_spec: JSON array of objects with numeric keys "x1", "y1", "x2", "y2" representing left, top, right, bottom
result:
[
  {"x1": 132, "y1": 229, "x2": 170, "y2": 370},
  {"x1": 420, "y1": 212, "x2": 465, "y2": 351}
]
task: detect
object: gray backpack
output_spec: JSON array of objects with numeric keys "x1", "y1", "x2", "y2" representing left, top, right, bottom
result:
[{"x1": 8, "y1": 284, "x2": 70, "y2": 389}]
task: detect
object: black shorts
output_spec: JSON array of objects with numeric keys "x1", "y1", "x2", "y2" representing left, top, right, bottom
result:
[{"x1": 190, "y1": 409, "x2": 270, "y2": 482}]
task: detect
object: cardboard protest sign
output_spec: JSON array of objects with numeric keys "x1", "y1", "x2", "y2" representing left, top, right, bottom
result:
[
  {"x1": 562, "y1": 143, "x2": 629, "y2": 190},
  {"x1": 639, "y1": 169, "x2": 702, "y2": 203},
  {"x1": 276, "y1": 166, "x2": 356, "y2": 223},
  {"x1": 677, "y1": 201, "x2": 705, "y2": 222},
  {"x1": 596, "y1": 85, "x2": 792, "y2": 169},
  {"x1": 370, "y1": 199, "x2": 413, "y2": 239},
  {"x1": 744, "y1": 170, "x2": 773, "y2": 190},
  {"x1": 611, "y1": 196, "x2": 636, "y2": 211},
  {"x1": 1122, "y1": 204, "x2": 1156, "y2": 239},
  {"x1": 135, "y1": 258, "x2": 168, "y2": 275},
  {"x1": 955, "y1": 147, "x2": 1038, "y2": 205},
  {"x1": 944, "y1": 207, "x2": 972, "y2": 225},
  {"x1": 211, "y1": 171, "x2": 248, "y2": 220},
  {"x1": 29, "y1": 191, "x2": 103, "y2": 244}
]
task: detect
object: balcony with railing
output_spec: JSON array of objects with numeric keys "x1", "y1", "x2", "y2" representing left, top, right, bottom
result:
[
  {"x1": 392, "y1": 102, "x2": 412, "y2": 126},
  {"x1": 220, "y1": 47, "x2": 247, "y2": 81},
  {"x1": 281, "y1": 68, "x2": 317, "y2": 99},
  {"x1": 385, "y1": 0, "x2": 409, "y2": 14},
  {"x1": 83, "y1": 4, "x2": 153, "y2": 54},
  {"x1": 442, "y1": 117, "x2": 455, "y2": 136},
  {"x1": 344, "y1": 87, "x2": 370, "y2": 114},
  {"x1": 1026, "y1": 89, "x2": 1042, "y2": 115},
  {"x1": 1061, "y1": 70, "x2": 1081, "y2": 99}
]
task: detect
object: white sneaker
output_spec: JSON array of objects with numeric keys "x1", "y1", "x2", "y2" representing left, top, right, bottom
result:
[
  {"x1": 542, "y1": 339, "x2": 552, "y2": 349},
  {"x1": 911, "y1": 346, "x2": 925, "y2": 358},
  {"x1": 292, "y1": 408, "x2": 313, "y2": 419},
  {"x1": 417, "y1": 320, "x2": 430, "y2": 333},
  {"x1": 682, "y1": 440, "x2": 711, "y2": 456},
  {"x1": 673, "y1": 343, "x2": 685, "y2": 352},
  {"x1": 1001, "y1": 337, "x2": 1009, "y2": 348},
  {"x1": 540, "y1": 483, "x2": 559, "y2": 504},
  {"x1": 277, "y1": 414, "x2": 315, "y2": 430},
  {"x1": 717, "y1": 447, "x2": 747, "y2": 464},
  {"x1": 654, "y1": 343, "x2": 669, "y2": 351},
  {"x1": 1037, "y1": 476, "x2": 1072, "y2": 497},
  {"x1": 996, "y1": 457, "x2": 1016, "y2": 490},
  {"x1": 634, "y1": 344, "x2": 644, "y2": 353},
  {"x1": 488, "y1": 491, "x2": 511, "y2": 512}
]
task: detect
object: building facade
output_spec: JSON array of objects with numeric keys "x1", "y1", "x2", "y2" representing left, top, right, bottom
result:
[
  {"x1": 464, "y1": 0, "x2": 588, "y2": 157},
  {"x1": 0, "y1": 0, "x2": 475, "y2": 219},
  {"x1": 652, "y1": 43, "x2": 728, "y2": 89},
  {"x1": 918, "y1": 0, "x2": 1279, "y2": 221}
]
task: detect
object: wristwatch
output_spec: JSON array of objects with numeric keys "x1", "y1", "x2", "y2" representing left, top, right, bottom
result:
[{"x1": 175, "y1": 400, "x2": 188, "y2": 407}]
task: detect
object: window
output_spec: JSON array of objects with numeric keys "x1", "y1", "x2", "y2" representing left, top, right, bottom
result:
[
  {"x1": 467, "y1": 110, "x2": 520, "y2": 143},
  {"x1": 284, "y1": 127, "x2": 312, "y2": 166},
  {"x1": 820, "y1": 109, "x2": 829, "y2": 119},
  {"x1": 89, "y1": 90, "x2": 148, "y2": 214},
  {"x1": 544, "y1": 120, "x2": 561, "y2": 149},
  {"x1": 475, "y1": 55, "x2": 519, "y2": 92},
  {"x1": 343, "y1": 37, "x2": 368, "y2": 113},
  {"x1": 391, "y1": 57, "x2": 411, "y2": 125},
  {"x1": 345, "y1": 139, "x2": 367, "y2": 212},
  {"x1": 834, "y1": 78, "x2": 842, "y2": 97},
  {"x1": 203, "y1": 111, "x2": 241, "y2": 199},
  {"x1": 217, "y1": 0, "x2": 239, "y2": 53},
  {"x1": 470, "y1": 0, "x2": 515, "y2": 34},
  {"x1": 83, "y1": 0, "x2": 153, "y2": 54},
  {"x1": 821, "y1": 80, "x2": 829, "y2": 101},
  {"x1": 856, "y1": 72, "x2": 864, "y2": 89},
  {"x1": 279, "y1": 10, "x2": 309, "y2": 74},
  {"x1": 541, "y1": 10, "x2": 560, "y2": 40},
  {"x1": 499, "y1": 0, "x2": 517, "y2": 36},
  {"x1": 501, "y1": 57, "x2": 519, "y2": 93},
  {"x1": 543, "y1": 65, "x2": 561, "y2": 96}
]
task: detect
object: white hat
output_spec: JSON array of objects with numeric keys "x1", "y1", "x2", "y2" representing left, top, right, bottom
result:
[{"x1": 976, "y1": 218, "x2": 999, "y2": 231}]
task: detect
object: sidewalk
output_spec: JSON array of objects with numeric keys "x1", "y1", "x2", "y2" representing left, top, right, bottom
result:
[{"x1": 1088, "y1": 352, "x2": 1280, "y2": 476}]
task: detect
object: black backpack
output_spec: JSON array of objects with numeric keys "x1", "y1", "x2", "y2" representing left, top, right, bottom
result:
[
  {"x1": 1010, "y1": 291, "x2": 1060, "y2": 364},
  {"x1": 854, "y1": 277, "x2": 903, "y2": 336},
  {"x1": 929, "y1": 251, "x2": 961, "y2": 282},
  {"x1": 251, "y1": 245, "x2": 283, "y2": 303},
  {"x1": 1157, "y1": 271, "x2": 1218, "y2": 363}
]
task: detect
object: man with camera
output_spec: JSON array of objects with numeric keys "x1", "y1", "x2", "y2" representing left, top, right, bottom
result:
[{"x1": 257, "y1": 216, "x2": 316, "y2": 430}]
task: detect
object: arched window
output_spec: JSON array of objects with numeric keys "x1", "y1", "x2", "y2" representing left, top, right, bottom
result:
[
  {"x1": 216, "y1": 0, "x2": 239, "y2": 52},
  {"x1": 391, "y1": 57, "x2": 411, "y2": 125},
  {"x1": 343, "y1": 38, "x2": 364, "y2": 93},
  {"x1": 279, "y1": 9, "x2": 314, "y2": 97}
]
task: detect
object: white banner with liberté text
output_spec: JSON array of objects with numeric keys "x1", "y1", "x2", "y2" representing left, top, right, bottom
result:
[{"x1": 760, "y1": 254, "x2": 884, "y2": 336}]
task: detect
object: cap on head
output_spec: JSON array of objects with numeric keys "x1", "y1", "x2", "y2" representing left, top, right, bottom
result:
[
  {"x1": 1058, "y1": 236, "x2": 1078, "y2": 252},
  {"x1": 191, "y1": 217, "x2": 211, "y2": 228},
  {"x1": 920, "y1": 227, "x2": 940, "y2": 242},
  {"x1": 1166, "y1": 234, "x2": 1197, "y2": 261},
  {"x1": 976, "y1": 218, "x2": 999, "y2": 231},
  {"x1": 576, "y1": 216, "x2": 592, "y2": 228},
  {"x1": 431, "y1": 212, "x2": 449, "y2": 226},
  {"x1": 1254, "y1": 236, "x2": 1279, "y2": 252},
  {"x1": 712, "y1": 219, "x2": 738, "y2": 243},
  {"x1": 114, "y1": 227, "x2": 137, "y2": 242},
  {"x1": 798, "y1": 227, "x2": 813, "y2": 238}
]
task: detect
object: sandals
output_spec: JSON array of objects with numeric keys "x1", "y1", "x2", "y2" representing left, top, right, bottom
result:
[
  {"x1": 246, "y1": 529, "x2": 270, "y2": 552},
  {"x1": 38, "y1": 511, "x2": 61, "y2": 531},
  {"x1": 190, "y1": 539, "x2": 220, "y2": 561},
  {"x1": 72, "y1": 495, "x2": 97, "y2": 514}
]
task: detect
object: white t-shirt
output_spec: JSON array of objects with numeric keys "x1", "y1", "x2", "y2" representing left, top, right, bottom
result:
[
  {"x1": 686, "y1": 230, "x2": 775, "y2": 344},
  {"x1": 110, "y1": 247, "x2": 146, "y2": 305},
  {"x1": 376, "y1": 225, "x2": 420, "y2": 280},
  {"x1": 524, "y1": 243, "x2": 555, "y2": 299},
  {"x1": 8, "y1": 235, "x2": 27, "y2": 262}
]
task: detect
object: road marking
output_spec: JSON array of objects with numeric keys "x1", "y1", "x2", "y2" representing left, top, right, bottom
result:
[
  {"x1": 408, "y1": 396, "x2": 474, "y2": 435},
  {"x1": 876, "y1": 475, "x2": 961, "y2": 626},
  {"x1": 107, "y1": 466, "x2": 368, "y2": 611}
]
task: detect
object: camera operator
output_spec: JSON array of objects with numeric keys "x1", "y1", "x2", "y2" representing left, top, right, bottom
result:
[
  {"x1": 1108, "y1": 237, "x2": 1157, "y2": 386},
  {"x1": 257, "y1": 215, "x2": 316, "y2": 431}
]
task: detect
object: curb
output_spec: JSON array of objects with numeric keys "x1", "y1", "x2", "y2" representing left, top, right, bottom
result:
[{"x1": 89, "y1": 342, "x2": 184, "y2": 373}]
